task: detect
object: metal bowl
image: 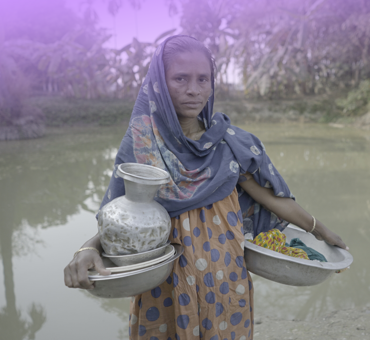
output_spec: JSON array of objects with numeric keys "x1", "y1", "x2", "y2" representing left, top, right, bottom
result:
[
  {"x1": 244, "y1": 225, "x2": 353, "y2": 286},
  {"x1": 87, "y1": 244, "x2": 183, "y2": 298},
  {"x1": 102, "y1": 240, "x2": 171, "y2": 266}
]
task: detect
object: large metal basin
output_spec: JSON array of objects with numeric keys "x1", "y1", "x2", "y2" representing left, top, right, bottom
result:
[
  {"x1": 87, "y1": 244, "x2": 183, "y2": 298},
  {"x1": 244, "y1": 225, "x2": 353, "y2": 286}
]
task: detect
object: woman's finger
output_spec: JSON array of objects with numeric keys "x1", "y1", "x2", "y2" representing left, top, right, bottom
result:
[
  {"x1": 76, "y1": 265, "x2": 95, "y2": 290},
  {"x1": 93, "y1": 257, "x2": 111, "y2": 276},
  {"x1": 64, "y1": 266, "x2": 73, "y2": 287}
]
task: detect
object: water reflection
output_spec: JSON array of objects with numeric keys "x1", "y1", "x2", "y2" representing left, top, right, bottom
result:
[
  {"x1": 0, "y1": 126, "x2": 126, "y2": 339},
  {"x1": 84, "y1": 293, "x2": 131, "y2": 340},
  {"x1": 243, "y1": 123, "x2": 370, "y2": 320},
  {"x1": 0, "y1": 123, "x2": 369, "y2": 340}
]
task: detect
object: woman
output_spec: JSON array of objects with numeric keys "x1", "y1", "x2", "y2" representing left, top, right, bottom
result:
[{"x1": 64, "y1": 35, "x2": 347, "y2": 340}]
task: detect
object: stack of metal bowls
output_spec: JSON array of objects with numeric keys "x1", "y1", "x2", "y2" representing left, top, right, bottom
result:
[
  {"x1": 102, "y1": 240, "x2": 171, "y2": 266},
  {"x1": 87, "y1": 244, "x2": 183, "y2": 299}
]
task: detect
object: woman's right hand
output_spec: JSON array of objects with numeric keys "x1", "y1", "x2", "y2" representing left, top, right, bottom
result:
[{"x1": 64, "y1": 235, "x2": 111, "y2": 290}]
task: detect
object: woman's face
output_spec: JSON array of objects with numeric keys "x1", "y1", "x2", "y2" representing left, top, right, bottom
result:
[{"x1": 165, "y1": 51, "x2": 212, "y2": 121}]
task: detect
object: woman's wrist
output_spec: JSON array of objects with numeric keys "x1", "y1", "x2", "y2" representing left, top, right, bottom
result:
[{"x1": 80, "y1": 233, "x2": 103, "y2": 253}]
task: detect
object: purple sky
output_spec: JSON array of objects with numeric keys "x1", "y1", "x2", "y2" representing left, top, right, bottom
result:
[{"x1": 65, "y1": 0, "x2": 181, "y2": 48}]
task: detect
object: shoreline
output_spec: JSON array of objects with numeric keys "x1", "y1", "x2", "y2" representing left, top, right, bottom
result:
[{"x1": 254, "y1": 305, "x2": 370, "y2": 339}]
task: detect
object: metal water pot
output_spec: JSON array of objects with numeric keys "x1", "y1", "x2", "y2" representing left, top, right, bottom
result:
[{"x1": 97, "y1": 163, "x2": 171, "y2": 255}]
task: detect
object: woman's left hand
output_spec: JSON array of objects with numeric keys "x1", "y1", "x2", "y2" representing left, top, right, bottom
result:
[{"x1": 312, "y1": 222, "x2": 349, "y2": 250}]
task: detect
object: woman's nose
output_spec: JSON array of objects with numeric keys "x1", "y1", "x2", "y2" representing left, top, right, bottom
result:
[{"x1": 186, "y1": 80, "x2": 200, "y2": 95}]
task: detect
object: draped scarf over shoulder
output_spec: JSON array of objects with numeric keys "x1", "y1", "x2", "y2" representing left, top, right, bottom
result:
[{"x1": 100, "y1": 35, "x2": 294, "y2": 237}]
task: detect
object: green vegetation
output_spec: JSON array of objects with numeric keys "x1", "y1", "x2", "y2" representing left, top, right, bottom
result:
[
  {"x1": 2, "y1": 0, "x2": 370, "y2": 139},
  {"x1": 336, "y1": 80, "x2": 370, "y2": 117},
  {"x1": 28, "y1": 96, "x2": 134, "y2": 127}
]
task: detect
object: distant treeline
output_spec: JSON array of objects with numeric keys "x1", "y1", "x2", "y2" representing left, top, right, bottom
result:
[{"x1": 1, "y1": 0, "x2": 370, "y2": 139}]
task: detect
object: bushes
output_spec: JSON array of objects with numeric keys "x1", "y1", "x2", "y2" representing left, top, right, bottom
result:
[
  {"x1": 336, "y1": 81, "x2": 370, "y2": 116},
  {"x1": 0, "y1": 53, "x2": 45, "y2": 140},
  {"x1": 28, "y1": 96, "x2": 134, "y2": 127}
]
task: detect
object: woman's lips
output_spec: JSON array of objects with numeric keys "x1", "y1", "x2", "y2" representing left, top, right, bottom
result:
[{"x1": 182, "y1": 102, "x2": 202, "y2": 108}]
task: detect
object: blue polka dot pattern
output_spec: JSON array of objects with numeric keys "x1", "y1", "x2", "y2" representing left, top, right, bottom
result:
[
  {"x1": 204, "y1": 272, "x2": 215, "y2": 287},
  {"x1": 206, "y1": 203, "x2": 213, "y2": 210},
  {"x1": 218, "y1": 233, "x2": 226, "y2": 244},
  {"x1": 173, "y1": 273, "x2": 179, "y2": 288},
  {"x1": 139, "y1": 325, "x2": 146, "y2": 336},
  {"x1": 151, "y1": 287, "x2": 161, "y2": 298},
  {"x1": 128, "y1": 191, "x2": 254, "y2": 340},
  {"x1": 129, "y1": 327, "x2": 131, "y2": 336},
  {"x1": 224, "y1": 252, "x2": 231, "y2": 267},
  {"x1": 203, "y1": 241, "x2": 211, "y2": 252},
  {"x1": 215, "y1": 302, "x2": 224, "y2": 317},
  {"x1": 248, "y1": 329, "x2": 251, "y2": 338},
  {"x1": 146, "y1": 307, "x2": 160, "y2": 321},
  {"x1": 211, "y1": 249, "x2": 220, "y2": 262},
  {"x1": 205, "y1": 291, "x2": 215, "y2": 304},
  {"x1": 200, "y1": 210, "x2": 206, "y2": 223},
  {"x1": 177, "y1": 315, "x2": 190, "y2": 329},
  {"x1": 226, "y1": 230, "x2": 234, "y2": 240},
  {"x1": 219, "y1": 282, "x2": 229, "y2": 294},
  {"x1": 236, "y1": 256, "x2": 244, "y2": 268},
  {"x1": 227, "y1": 211, "x2": 238, "y2": 226},
  {"x1": 179, "y1": 255, "x2": 188, "y2": 267},
  {"x1": 241, "y1": 267, "x2": 247, "y2": 279},
  {"x1": 178, "y1": 293, "x2": 191, "y2": 306},
  {"x1": 183, "y1": 236, "x2": 192, "y2": 246},
  {"x1": 229, "y1": 272, "x2": 238, "y2": 282},
  {"x1": 202, "y1": 318, "x2": 213, "y2": 330},
  {"x1": 163, "y1": 297, "x2": 173, "y2": 307},
  {"x1": 237, "y1": 209, "x2": 243, "y2": 223}
]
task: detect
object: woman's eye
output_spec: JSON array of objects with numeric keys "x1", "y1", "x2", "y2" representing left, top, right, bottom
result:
[{"x1": 176, "y1": 77, "x2": 185, "y2": 82}]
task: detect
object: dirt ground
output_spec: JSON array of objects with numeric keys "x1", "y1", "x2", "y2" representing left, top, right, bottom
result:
[{"x1": 254, "y1": 306, "x2": 370, "y2": 340}]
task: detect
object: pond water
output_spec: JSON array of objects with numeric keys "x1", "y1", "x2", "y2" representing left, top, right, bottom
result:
[{"x1": 0, "y1": 122, "x2": 369, "y2": 340}]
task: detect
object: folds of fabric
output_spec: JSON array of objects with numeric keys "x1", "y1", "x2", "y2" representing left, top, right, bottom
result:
[{"x1": 98, "y1": 35, "x2": 294, "y2": 239}]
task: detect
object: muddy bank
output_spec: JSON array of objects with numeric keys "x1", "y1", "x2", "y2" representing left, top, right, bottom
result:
[{"x1": 255, "y1": 306, "x2": 370, "y2": 340}]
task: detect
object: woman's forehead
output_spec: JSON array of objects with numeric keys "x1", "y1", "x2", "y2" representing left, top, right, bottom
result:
[{"x1": 166, "y1": 51, "x2": 212, "y2": 75}]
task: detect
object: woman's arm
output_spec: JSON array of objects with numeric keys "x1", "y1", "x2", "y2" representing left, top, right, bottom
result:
[
  {"x1": 239, "y1": 173, "x2": 348, "y2": 250},
  {"x1": 64, "y1": 233, "x2": 111, "y2": 290}
]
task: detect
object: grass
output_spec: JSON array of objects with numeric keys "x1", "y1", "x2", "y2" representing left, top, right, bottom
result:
[
  {"x1": 28, "y1": 96, "x2": 134, "y2": 127},
  {"x1": 25, "y1": 90, "x2": 368, "y2": 129}
]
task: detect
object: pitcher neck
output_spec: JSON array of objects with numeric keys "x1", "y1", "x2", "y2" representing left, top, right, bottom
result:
[{"x1": 124, "y1": 180, "x2": 160, "y2": 203}]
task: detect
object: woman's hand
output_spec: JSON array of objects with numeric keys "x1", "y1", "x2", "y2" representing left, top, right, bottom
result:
[
  {"x1": 64, "y1": 233, "x2": 111, "y2": 290},
  {"x1": 312, "y1": 221, "x2": 349, "y2": 250}
]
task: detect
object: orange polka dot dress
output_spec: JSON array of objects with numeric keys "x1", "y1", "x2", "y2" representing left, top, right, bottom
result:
[{"x1": 129, "y1": 188, "x2": 254, "y2": 340}]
